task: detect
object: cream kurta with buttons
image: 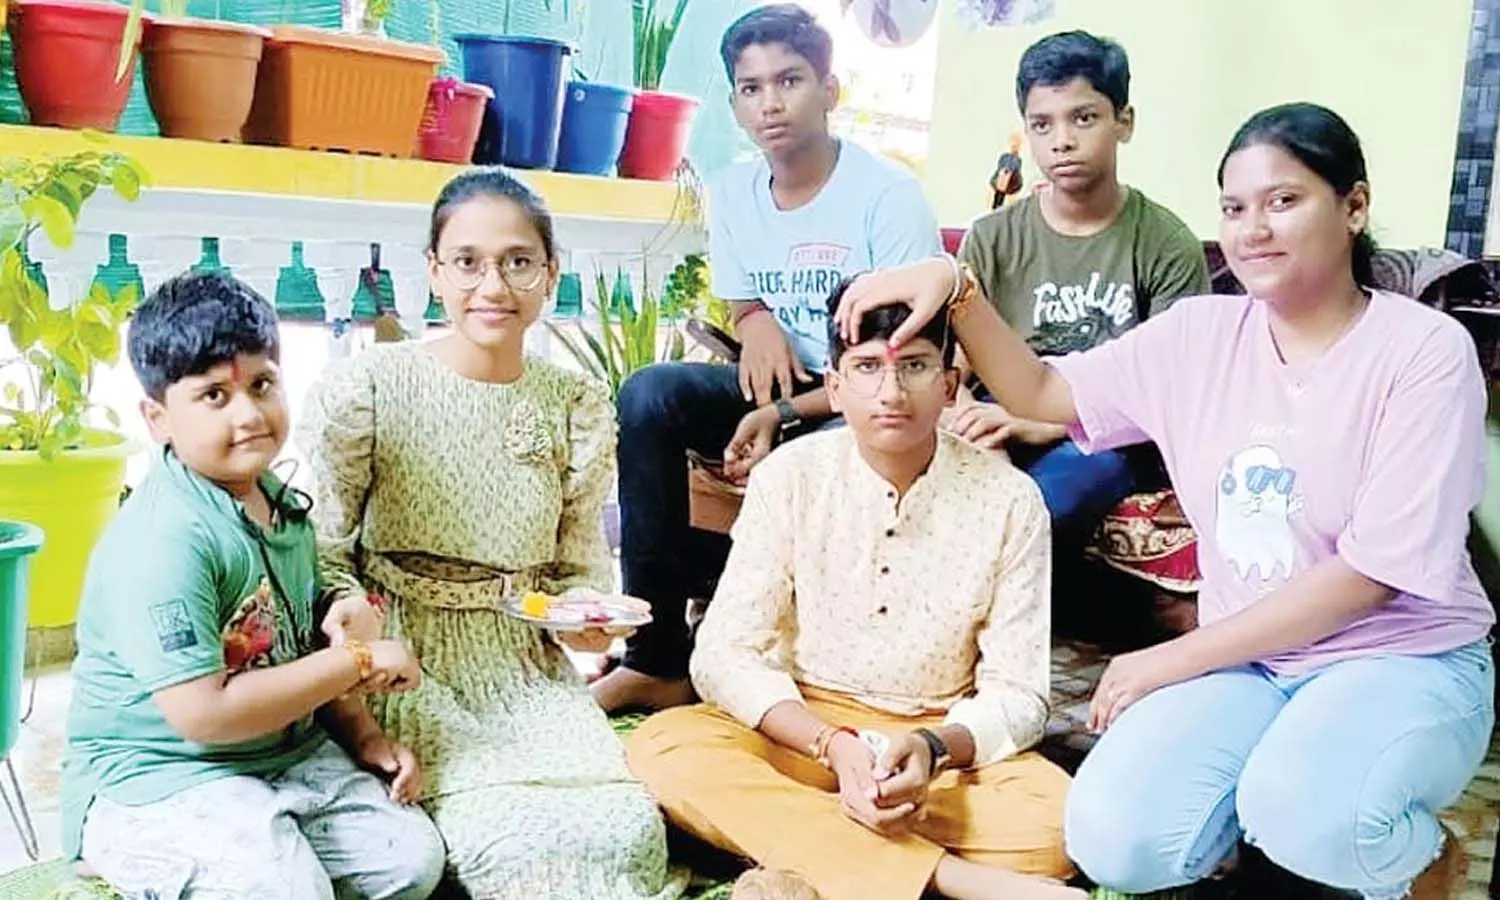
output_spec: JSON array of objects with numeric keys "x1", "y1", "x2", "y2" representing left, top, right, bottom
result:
[{"x1": 691, "y1": 428, "x2": 1053, "y2": 767}]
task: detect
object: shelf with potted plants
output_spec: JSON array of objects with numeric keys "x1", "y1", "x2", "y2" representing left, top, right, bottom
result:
[{"x1": 2, "y1": 0, "x2": 697, "y2": 212}]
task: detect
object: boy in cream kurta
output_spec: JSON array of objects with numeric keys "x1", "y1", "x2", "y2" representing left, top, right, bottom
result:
[{"x1": 627, "y1": 282, "x2": 1079, "y2": 900}]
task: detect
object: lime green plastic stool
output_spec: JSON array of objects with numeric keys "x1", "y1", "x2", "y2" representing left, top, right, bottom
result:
[{"x1": 0, "y1": 520, "x2": 45, "y2": 860}]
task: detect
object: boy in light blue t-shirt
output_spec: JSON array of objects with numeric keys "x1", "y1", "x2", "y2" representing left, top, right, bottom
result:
[
  {"x1": 595, "y1": 3, "x2": 943, "y2": 714},
  {"x1": 60, "y1": 272, "x2": 443, "y2": 899}
]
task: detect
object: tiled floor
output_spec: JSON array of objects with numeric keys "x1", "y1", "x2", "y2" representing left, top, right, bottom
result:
[{"x1": 3, "y1": 644, "x2": 1496, "y2": 897}]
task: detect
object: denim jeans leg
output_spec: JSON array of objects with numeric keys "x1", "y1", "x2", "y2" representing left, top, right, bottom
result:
[
  {"x1": 617, "y1": 362, "x2": 750, "y2": 678},
  {"x1": 1236, "y1": 642, "x2": 1496, "y2": 898}
]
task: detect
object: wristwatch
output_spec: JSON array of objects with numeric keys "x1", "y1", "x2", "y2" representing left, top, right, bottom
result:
[
  {"x1": 913, "y1": 727, "x2": 952, "y2": 776},
  {"x1": 773, "y1": 398, "x2": 802, "y2": 432}
]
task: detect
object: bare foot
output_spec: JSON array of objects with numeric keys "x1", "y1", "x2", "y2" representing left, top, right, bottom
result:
[
  {"x1": 932, "y1": 855, "x2": 1088, "y2": 900},
  {"x1": 590, "y1": 666, "x2": 696, "y2": 712}
]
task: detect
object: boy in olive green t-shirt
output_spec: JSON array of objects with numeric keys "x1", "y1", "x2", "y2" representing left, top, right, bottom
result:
[
  {"x1": 60, "y1": 272, "x2": 443, "y2": 899},
  {"x1": 952, "y1": 31, "x2": 1208, "y2": 567}
]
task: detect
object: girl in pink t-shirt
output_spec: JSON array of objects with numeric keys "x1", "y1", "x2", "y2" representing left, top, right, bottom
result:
[{"x1": 835, "y1": 102, "x2": 1495, "y2": 899}]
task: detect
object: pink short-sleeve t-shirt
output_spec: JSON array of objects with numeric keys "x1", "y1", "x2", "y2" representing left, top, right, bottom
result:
[{"x1": 1050, "y1": 291, "x2": 1495, "y2": 674}]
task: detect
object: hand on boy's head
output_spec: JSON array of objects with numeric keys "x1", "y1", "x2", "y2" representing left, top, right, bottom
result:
[{"x1": 834, "y1": 259, "x2": 953, "y2": 349}]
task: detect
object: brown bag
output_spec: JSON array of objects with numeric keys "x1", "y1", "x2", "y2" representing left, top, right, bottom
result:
[{"x1": 686, "y1": 450, "x2": 745, "y2": 535}]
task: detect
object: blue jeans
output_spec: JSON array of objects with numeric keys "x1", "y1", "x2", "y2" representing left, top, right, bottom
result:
[
  {"x1": 1010, "y1": 439, "x2": 1136, "y2": 546},
  {"x1": 1064, "y1": 641, "x2": 1497, "y2": 898}
]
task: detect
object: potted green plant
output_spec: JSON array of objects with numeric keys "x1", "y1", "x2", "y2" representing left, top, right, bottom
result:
[
  {"x1": 617, "y1": 0, "x2": 699, "y2": 181},
  {"x1": 0, "y1": 144, "x2": 148, "y2": 629},
  {"x1": 118, "y1": 0, "x2": 271, "y2": 143},
  {"x1": 547, "y1": 268, "x2": 691, "y2": 402}
]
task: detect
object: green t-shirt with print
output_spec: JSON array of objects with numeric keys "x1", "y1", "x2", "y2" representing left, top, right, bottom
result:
[
  {"x1": 960, "y1": 188, "x2": 1210, "y2": 356},
  {"x1": 60, "y1": 449, "x2": 327, "y2": 860}
]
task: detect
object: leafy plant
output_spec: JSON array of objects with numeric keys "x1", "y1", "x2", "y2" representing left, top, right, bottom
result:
[
  {"x1": 0, "y1": 143, "x2": 149, "y2": 458},
  {"x1": 547, "y1": 269, "x2": 688, "y2": 401},
  {"x1": 663, "y1": 253, "x2": 731, "y2": 333},
  {"x1": 632, "y1": 0, "x2": 690, "y2": 91}
]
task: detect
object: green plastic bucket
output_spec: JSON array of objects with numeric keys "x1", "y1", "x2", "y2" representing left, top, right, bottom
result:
[{"x1": 0, "y1": 521, "x2": 44, "y2": 758}]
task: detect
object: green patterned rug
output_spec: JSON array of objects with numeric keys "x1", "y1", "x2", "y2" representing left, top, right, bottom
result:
[{"x1": 0, "y1": 714, "x2": 1189, "y2": 900}]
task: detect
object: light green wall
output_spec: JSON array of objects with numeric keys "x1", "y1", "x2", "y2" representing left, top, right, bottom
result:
[{"x1": 923, "y1": 0, "x2": 1473, "y2": 247}]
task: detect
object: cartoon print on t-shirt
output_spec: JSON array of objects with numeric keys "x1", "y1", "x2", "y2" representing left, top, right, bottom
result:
[
  {"x1": 1027, "y1": 273, "x2": 1138, "y2": 355},
  {"x1": 222, "y1": 578, "x2": 276, "y2": 675},
  {"x1": 1214, "y1": 444, "x2": 1301, "y2": 584}
]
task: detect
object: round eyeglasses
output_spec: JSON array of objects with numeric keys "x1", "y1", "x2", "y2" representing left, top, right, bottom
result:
[
  {"x1": 436, "y1": 253, "x2": 549, "y2": 294},
  {"x1": 839, "y1": 357, "x2": 945, "y2": 397}
]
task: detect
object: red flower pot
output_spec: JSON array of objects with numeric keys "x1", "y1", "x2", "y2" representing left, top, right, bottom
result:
[
  {"x1": 8, "y1": 0, "x2": 140, "y2": 131},
  {"x1": 416, "y1": 77, "x2": 492, "y2": 164},
  {"x1": 617, "y1": 89, "x2": 698, "y2": 181}
]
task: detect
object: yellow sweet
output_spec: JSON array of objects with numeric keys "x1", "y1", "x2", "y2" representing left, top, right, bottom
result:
[{"x1": 520, "y1": 592, "x2": 553, "y2": 618}]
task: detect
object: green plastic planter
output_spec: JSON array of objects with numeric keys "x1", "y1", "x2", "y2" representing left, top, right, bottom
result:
[{"x1": 0, "y1": 520, "x2": 43, "y2": 758}]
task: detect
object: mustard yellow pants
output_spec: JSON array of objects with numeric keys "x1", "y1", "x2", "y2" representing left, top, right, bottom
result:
[{"x1": 626, "y1": 687, "x2": 1074, "y2": 900}]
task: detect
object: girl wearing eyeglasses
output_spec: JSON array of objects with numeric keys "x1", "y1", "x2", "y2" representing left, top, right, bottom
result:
[{"x1": 299, "y1": 168, "x2": 686, "y2": 900}]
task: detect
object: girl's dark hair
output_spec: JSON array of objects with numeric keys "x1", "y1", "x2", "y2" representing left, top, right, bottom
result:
[
  {"x1": 1217, "y1": 102, "x2": 1375, "y2": 286},
  {"x1": 427, "y1": 167, "x2": 556, "y2": 260}
]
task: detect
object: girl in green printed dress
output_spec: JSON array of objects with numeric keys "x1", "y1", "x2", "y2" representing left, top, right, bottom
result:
[{"x1": 298, "y1": 169, "x2": 686, "y2": 900}]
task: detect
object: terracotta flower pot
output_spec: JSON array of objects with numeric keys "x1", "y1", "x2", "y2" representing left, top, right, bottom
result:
[
  {"x1": 7, "y1": 0, "x2": 139, "y2": 131},
  {"x1": 143, "y1": 18, "x2": 269, "y2": 143},
  {"x1": 245, "y1": 26, "x2": 444, "y2": 158}
]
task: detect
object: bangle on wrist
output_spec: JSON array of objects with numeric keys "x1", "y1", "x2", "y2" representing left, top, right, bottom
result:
[
  {"x1": 940, "y1": 253, "x2": 963, "y2": 306},
  {"x1": 809, "y1": 724, "x2": 858, "y2": 767},
  {"x1": 343, "y1": 639, "x2": 374, "y2": 683},
  {"x1": 731, "y1": 303, "x2": 770, "y2": 326}
]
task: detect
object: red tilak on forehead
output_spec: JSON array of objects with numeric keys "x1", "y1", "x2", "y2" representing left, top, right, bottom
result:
[{"x1": 230, "y1": 358, "x2": 241, "y2": 383}]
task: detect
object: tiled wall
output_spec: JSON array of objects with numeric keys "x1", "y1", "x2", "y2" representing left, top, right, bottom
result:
[{"x1": 1448, "y1": 0, "x2": 1500, "y2": 257}]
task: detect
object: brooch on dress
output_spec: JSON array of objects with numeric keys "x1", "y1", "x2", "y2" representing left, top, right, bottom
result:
[{"x1": 503, "y1": 399, "x2": 554, "y2": 464}]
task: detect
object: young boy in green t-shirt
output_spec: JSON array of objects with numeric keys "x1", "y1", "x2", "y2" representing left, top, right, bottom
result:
[
  {"x1": 951, "y1": 31, "x2": 1209, "y2": 627},
  {"x1": 60, "y1": 272, "x2": 444, "y2": 899}
]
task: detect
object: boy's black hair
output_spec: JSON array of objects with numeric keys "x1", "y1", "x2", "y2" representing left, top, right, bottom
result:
[
  {"x1": 128, "y1": 271, "x2": 281, "y2": 402},
  {"x1": 428, "y1": 166, "x2": 555, "y2": 260},
  {"x1": 826, "y1": 276, "x2": 955, "y2": 369},
  {"x1": 1015, "y1": 30, "x2": 1130, "y2": 114},
  {"x1": 720, "y1": 4, "x2": 833, "y2": 83}
]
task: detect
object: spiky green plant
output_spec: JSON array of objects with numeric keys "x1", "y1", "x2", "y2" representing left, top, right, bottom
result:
[
  {"x1": 632, "y1": 0, "x2": 690, "y2": 91},
  {"x1": 547, "y1": 268, "x2": 688, "y2": 401}
]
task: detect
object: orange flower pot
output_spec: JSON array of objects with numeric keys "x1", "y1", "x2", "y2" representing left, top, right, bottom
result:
[
  {"x1": 245, "y1": 26, "x2": 443, "y2": 158},
  {"x1": 142, "y1": 17, "x2": 269, "y2": 143}
]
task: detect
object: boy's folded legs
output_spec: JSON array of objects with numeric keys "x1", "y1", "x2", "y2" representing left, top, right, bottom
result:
[{"x1": 79, "y1": 741, "x2": 445, "y2": 900}]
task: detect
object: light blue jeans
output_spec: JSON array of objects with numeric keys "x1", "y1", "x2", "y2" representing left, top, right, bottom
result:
[{"x1": 1065, "y1": 640, "x2": 1496, "y2": 899}]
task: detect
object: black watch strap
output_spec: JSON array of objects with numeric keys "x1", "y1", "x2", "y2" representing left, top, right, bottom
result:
[
  {"x1": 774, "y1": 398, "x2": 801, "y2": 430},
  {"x1": 913, "y1": 727, "x2": 950, "y2": 776}
]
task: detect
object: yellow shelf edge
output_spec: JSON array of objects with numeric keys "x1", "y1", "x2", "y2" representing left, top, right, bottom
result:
[{"x1": 0, "y1": 124, "x2": 686, "y2": 223}]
